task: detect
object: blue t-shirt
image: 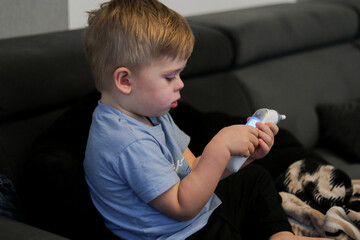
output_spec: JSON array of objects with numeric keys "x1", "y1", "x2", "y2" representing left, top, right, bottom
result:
[{"x1": 84, "y1": 102, "x2": 221, "y2": 239}]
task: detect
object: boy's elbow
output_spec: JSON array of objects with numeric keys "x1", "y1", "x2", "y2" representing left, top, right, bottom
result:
[
  {"x1": 171, "y1": 209, "x2": 198, "y2": 221},
  {"x1": 150, "y1": 182, "x2": 202, "y2": 221},
  {"x1": 162, "y1": 201, "x2": 200, "y2": 221}
]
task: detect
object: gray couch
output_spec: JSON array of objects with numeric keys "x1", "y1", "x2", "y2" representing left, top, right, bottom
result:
[
  {"x1": 0, "y1": 1, "x2": 360, "y2": 239},
  {"x1": 183, "y1": 0, "x2": 360, "y2": 178}
]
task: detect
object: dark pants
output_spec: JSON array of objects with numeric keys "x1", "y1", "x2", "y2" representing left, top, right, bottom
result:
[{"x1": 187, "y1": 164, "x2": 292, "y2": 240}]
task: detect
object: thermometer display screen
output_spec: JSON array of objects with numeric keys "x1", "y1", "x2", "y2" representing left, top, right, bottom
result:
[{"x1": 246, "y1": 116, "x2": 261, "y2": 128}]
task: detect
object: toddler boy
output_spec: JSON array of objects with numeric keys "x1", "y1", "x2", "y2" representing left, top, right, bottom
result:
[{"x1": 83, "y1": 1, "x2": 332, "y2": 239}]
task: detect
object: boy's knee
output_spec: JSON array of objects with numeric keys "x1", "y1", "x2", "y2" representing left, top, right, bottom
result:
[
  {"x1": 241, "y1": 164, "x2": 271, "y2": 181},
  {"x1": 219, "y1": 164, "x2": 273, "y2": 192}
]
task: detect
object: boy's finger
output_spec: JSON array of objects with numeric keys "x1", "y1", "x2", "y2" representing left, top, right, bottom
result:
[
  {"x1": 257, "y1": 130, "x2": 273, "y2": 147},
  {"x1": 265, "y1": 122, "x2": 279, "y2": 135},
  {"x1": 256, "y1": 122, "x2": 275, "y2": 137},
  {"x1": 256, "y1": 139, "x2": 270, "y2": 156}
]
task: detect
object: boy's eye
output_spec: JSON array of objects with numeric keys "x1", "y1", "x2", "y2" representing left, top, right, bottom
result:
[
  {"x1": 165, "y1": 76, "x2": 176, "y2": 81},
  {"x1": 164, "y1": 70, "x2": 183, "y2": 81}
]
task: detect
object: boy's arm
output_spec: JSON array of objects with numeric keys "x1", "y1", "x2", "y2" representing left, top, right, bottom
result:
[
  {"x1": 182, "y1": 148, "x2": 199, "y2": 170},
  {"x1": 184, "y1": 147, "x2": 233, "y2": 180},
  {"x1": 149, "y1": 125, "x2": 259, "y2": 221}
]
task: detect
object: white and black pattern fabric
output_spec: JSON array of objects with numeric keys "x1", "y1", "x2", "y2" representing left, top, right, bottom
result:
[
  {"x1": 277, "y1": 159, "x2": 353, "y2": 213},
  {"x1": 277, "y1": 159, "x2": 360, "y2": 239}
]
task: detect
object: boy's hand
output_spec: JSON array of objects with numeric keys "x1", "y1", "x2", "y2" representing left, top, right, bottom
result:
[
  {"x1": 213, "y1": 124, "x2": 259, "y2": 160},
  {"x1": 240, "y1": 121, "x2": 278, "y2": 169},
  {"x1": 248, "y1": 121, "x2": 278, "y2": 160}
]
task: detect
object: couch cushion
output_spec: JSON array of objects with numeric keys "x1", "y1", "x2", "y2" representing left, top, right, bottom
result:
[
  {"x1": 316, "y1": 98, "x2": 360, "y2": 163},
  {"x1": 0, "y1": 215, "x2": 68, "y2": 240},
  {"x1": 322, "y1": 0, "x2": 360, "y2": 16},
  {"x1": 187, "y1": 2, "x2": 358, "y2": 66},
  {"x1": 0, "y1": 29, "x2": 95, "y2": 122}
]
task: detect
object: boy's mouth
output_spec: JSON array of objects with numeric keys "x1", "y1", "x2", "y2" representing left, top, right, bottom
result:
[
  {"x1": 171, "y1": 98, "x2": 180, "y2": 108},
  {"x1": 171, "y1": 101, "x2": 178, "y2": 108}
]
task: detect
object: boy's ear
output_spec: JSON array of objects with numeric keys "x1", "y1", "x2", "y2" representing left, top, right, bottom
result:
[{"x1": 113, "y1": 67, "x2": 132, "y2": 94}]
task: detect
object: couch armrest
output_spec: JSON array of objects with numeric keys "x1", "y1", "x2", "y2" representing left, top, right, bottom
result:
[{"x1": 0, "y1": 215, "x2": 69, "y2": 240}]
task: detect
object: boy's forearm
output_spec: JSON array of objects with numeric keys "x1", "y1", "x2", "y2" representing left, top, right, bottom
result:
[
  {"x1": 176, "y1": 140, "x2": 230, "y2": 219},
  {"x1": 193, "y1": 154, "x2": 232, "y2": 180}
]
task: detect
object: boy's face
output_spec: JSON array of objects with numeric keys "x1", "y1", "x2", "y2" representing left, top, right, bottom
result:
[{"x1": 129, "y1": 57, "x2": 187, "y2": 117}]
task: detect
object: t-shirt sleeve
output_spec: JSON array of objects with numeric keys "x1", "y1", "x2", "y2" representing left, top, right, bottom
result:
[
  {"x1": 116, "y1": 139, "x2": 180, "y2": 203},
  {"x1": 166, "y1": 114, "x2": 190, "y2": 152}
]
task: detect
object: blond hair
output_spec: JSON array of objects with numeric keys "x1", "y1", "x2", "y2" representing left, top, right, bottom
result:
[{"x1": 84, "y1": 0, "x2": 194, "y2": 92}]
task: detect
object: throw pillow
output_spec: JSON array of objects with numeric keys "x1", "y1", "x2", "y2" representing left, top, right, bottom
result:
[
  {"x1": 23, "y1": 90, "x2": 117, "y2": 239},
  {"x1": 316, "y1": 98, "x2": 360, "y2": 163}
]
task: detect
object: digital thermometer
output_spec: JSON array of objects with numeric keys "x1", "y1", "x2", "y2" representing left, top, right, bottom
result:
[{"x1": 226, "y1": 108, "x2": 286, "y2": 172}]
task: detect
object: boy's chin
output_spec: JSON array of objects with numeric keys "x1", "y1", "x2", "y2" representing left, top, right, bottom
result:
[
  {"x1": 150, "y1": 109, "x2": 171, "y2": 117},
  {"x1": 148, "y1": 104, "x2": 176, "y2": 117}
]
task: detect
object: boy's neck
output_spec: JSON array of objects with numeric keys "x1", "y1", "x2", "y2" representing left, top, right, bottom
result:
[{"x1": 100, "y1": 94, "x2": 153, "y2": 127}]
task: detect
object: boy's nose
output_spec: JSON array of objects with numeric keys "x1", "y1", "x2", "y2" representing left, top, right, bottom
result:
[{"x1": 176, "y1": 78, "x2": 184, "y2": 91}]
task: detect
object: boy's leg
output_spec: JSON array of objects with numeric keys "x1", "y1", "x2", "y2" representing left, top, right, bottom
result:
[
  {"x1": 186, "y1": 211, "x2": 242, "y2": 240},
  {"x1": 187, "y1": 164, "x2": 292, "y2": 240},
  {"x1": 215, "y1": 164, "x2": 292, "y2": 239}
]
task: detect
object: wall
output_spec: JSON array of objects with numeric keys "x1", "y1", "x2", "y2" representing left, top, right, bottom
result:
[
  {"x1": 0, "y1": 0, "x2": 295, "y2": 39},
  {"x1": 68, "y1": 0, "x2": 296, "y2": 30},
  {"x1": 0, "y1": 0, "x2": 68, "y2": 39}
]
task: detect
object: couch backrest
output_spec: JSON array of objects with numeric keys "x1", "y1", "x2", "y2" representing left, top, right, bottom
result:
[
  {"x1": 181, "y1": 23, "x2": 253, "y2": 117},
  {"x1": 184, "y1": 1, "x2": 360, "y2": 148},
  {"x1": 187, "y1": 2, "x2": 359, "y2": 67}
]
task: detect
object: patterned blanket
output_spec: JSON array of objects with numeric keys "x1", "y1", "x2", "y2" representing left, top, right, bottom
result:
[{"x1": 277, "y1": 159, "x2": 360, "y2": 240}]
